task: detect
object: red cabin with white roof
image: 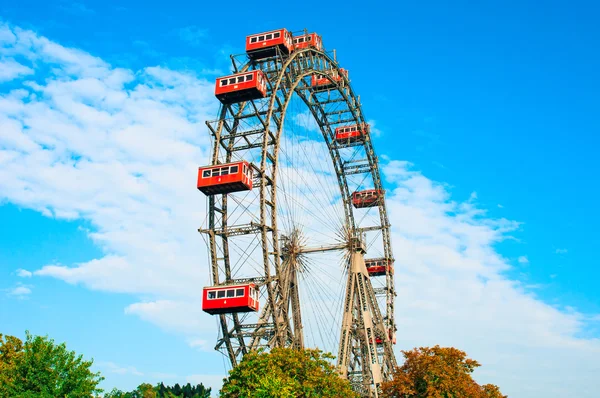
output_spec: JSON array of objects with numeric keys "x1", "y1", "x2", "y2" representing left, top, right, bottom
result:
[
  {"x1": 215, "y1": 70, "x2": 267, "y2": 104},
  {"x1": 202, "y1": 283, "x2": 259, "y2": 315},
  {"x1": 246, "y1": 29, "x2": 294, "y2": 59},
  {"x1": 311, "y1": 68, "x2": 348, "y2": 89},
  {"x1": 335, "y1": 124, "x2": 369, "y2": 143},
  {"x1": 365, "y1": 258, "x2": 394, "y2": 277},
  {"x1": 352, "y1": 189, "x2": 384, "y2": 208},
  {"x1": 197, "y1": 161, "x2": 253, "y2": 195},
  {"x1": 293, "y1": 33, "x2": 322, "y2": 51}
]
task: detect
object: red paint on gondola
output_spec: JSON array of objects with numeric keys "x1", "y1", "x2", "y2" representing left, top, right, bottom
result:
[
  {"x1": 365, "y1": 258, "x2": 394, "y2": 277},
  {"x1": 214, "y1": 70, "x2": 267, "y2": 104},
  {"x1": 352, "y1": 189, "x2": 383, "y2": 208},
  {"x1": 311, "y1": 68, "x2": 348, "y2": 89},
  {"x1": 293, "y1": 33, "x2": 322, "y2": 51},
  {"x1": 335, "y1": 123, "x2": 369, "y2": 143},
  {"x1": 197, "y1": 161, "x2": 253, "y2": 195},
  {"x1": 202, "y1": 283, "x2": 259, "y2": 315},
  {"x1": 246, "y1": 29, "x2": 294, "y2": 59}
]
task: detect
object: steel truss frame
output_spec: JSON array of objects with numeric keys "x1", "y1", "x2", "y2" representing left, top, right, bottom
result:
[{"x1": 200, "y1": 41, "x2": 396, "y2": 397}]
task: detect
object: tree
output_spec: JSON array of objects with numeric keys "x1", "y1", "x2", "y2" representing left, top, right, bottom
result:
[
  {"x1": 185, "y1": 382, "x2": 210, "y2": 398},
  {"x1": 108, "y1": 382, "x2": 211, "y2": 398},
  {"x1": 0, "y1": 331, "x2": 104, "y2": 397},
  {"x1": 480, "y1": 383, "x2": 507, "y2": 398},
  {"x1": 381, "y1": 346, "x2": 506, "y2": 398},
  {"x1": 104, "y1": 388, "x2": 129, "y2": 398},
  {"x1": 172, "y1": 383, "x2": 182, "y2": 396},
  {"x1": 182, "y1": 382, "x2": 192, "y2": 397},
  {"x1": 158, "y1": 382, "x2": 167, "y2": 397},
  {"x1": 135, "y1": 383, "x2": 158, "y2": 398},
  {"x1": 0, "y1": 333, "x2": 24, "y2": 394},
  {"x1": 220, "y1": 347, "x2": 357, "y2": 398}
]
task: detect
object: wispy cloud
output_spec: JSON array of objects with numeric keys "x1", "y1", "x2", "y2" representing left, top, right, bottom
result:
[
  {"x1": 518, "y1": 255, "x2": 529, "y2": 264},
  {"x1": 16, "y1": 268, "x2": 32, "y2": 277},
  {"x1": 177, "y1": 26, "x2": 208, "y2": 47},
  {"x1": 124, "y1": 300, "x2": 212, "y2": 340},
  {"x1": 97, "y1": 361, "x2": 144, "y2": 376},
  {"x1": 6, "y1": 284, "x2": 32, "y2": 298},
  {"x1": 555, "y1": 248, "x2": 568, "y2": 254},
  {"x1": 132, "y1": 40, "x2": 163, "y2": 58},
  {"x1": 367, "y1": 119, "x2": 383, "y2": 137},
  {"x1": 383, "y1": 161, "x2": 600, "y2": 396},
  {"x1": 411, "y1": 129, "x2": 441, "y2": 144},
  {"x1": 187, "y1": 338, "x2": 211, "y2": 351},
  {"x1": 60, "y1": 2, "x2": 95, "y2": 15},
  {"x1": 0, "y1": 59, "x2": 34, "y2": 82},
  {"x1": 150, "y1": 372, "x2": 178, "y2": 380}
]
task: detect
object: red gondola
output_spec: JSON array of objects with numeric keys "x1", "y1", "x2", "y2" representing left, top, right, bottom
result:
[
  {"x1": 352, "y1": 189, "x2": 383, "y2": 208},
  {"x1": 215, "y1": 70, "x2": 267, "y2": 104},
  {"x1": 293, "y1": 33, "x2": 322, "y2": 51},
  {"x1": 246, "y1": 29, "x2": 294, "y2": 59},
  {"x1": 365, "y1": 258, "x2": 394, "y2": 277},
  {"x1": 202, "y1": 283, "x2": 259, "y2": 315},
  {"x1": 311, "y1": 68, "x2": 348, "y2": 89},
  {"x1": 375, "y1": 329, "x2": 397, "y2": 345},
  {"x1": 335, "y1": 124, "x2": 369, "y2": 143},
  {"x1": 197, "y1": 161, "x2": 253, "y2": 195}
]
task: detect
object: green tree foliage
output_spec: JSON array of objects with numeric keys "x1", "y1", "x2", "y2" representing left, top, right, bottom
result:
[
  {"x1": 0, "y1": 333, "x2": 24, "y2": 391},
  {"x1": 381, "y1": 346, "x2": 506, "y2": 398},
  {"x1": 0, "y1": 331, "x2": 103, "y2": 397},
  {"x1": 172, "y1": 383, "x2": 182, "y2": 396},
  {"x1": 220, "y1": 347, "x2": 357, "y2": 398},
  {"x1": 105, "y1": 382, "x2": 211, "y2": 398}
]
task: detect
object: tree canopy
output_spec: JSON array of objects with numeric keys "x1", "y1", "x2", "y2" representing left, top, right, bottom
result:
[
  {"x1": 0, "y1": 331, "x2": 104, "y2": 397},
  {"x1": 220, "y1": 347, "x2": 357, "y2": 398},
  {"x1": 381, "y1": 346, "x2": 506, "y2": 398},
  {"x1": 106, "y1": 382, "x2": 211, "y2": 398},
  {"x1": 2, "y1": 331, "x2": 508, "y2": 398}
]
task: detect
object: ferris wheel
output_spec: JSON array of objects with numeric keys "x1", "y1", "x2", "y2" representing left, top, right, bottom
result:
[{"x1": 197, "y1": 28, "x2": 397, "y2": 397}]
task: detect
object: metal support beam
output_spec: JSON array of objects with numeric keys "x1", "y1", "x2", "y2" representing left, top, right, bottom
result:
[{"x1": 296, "y1": 243, "x2": 347, "y2": 254}]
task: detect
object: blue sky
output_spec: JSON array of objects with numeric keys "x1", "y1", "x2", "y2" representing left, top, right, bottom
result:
[{"x1": 1, "y1": 1, "x2": 599, "y2": 396}]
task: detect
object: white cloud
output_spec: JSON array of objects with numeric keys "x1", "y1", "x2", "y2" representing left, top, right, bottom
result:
[
  {"x1": 0, "y1": 58, "x2": 34, "y2": 82},
  {"x1": 0, "y1": 22, "x2": 599, "y2": 398},
  {"x1": 555, "y1": 248, "x2": 568, "y2": 254},
  {"x1": 384, "y1": 161, "x2": 600, "y2": 396},
  {"x1": 97, "y1": 361, "x2": 144, "y2": 376},
  {"x1": 149, "y1": 372, "x2": 178, "y2": 380},
  {"x1": 188, "y1": 338, "x2": 210, "y2": 351},
  {"x1": 292, "y1": 110, "x2": 320, "y2": 133},
  {"x1": 518, "y1": 255, "x2": 529, "y2": 264},
  {"x1": 367, "y1": 119, "x2": 383, "y2": 137},
  {"x1": 16, "y1": 268, "x2": 32, "y2": 277},
  {"x1": 124, "y1": 300, "x2": 213, "y2": 338},
  {"x1": 7, "y1": 285, "x2": 32, "y2": 297}
]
